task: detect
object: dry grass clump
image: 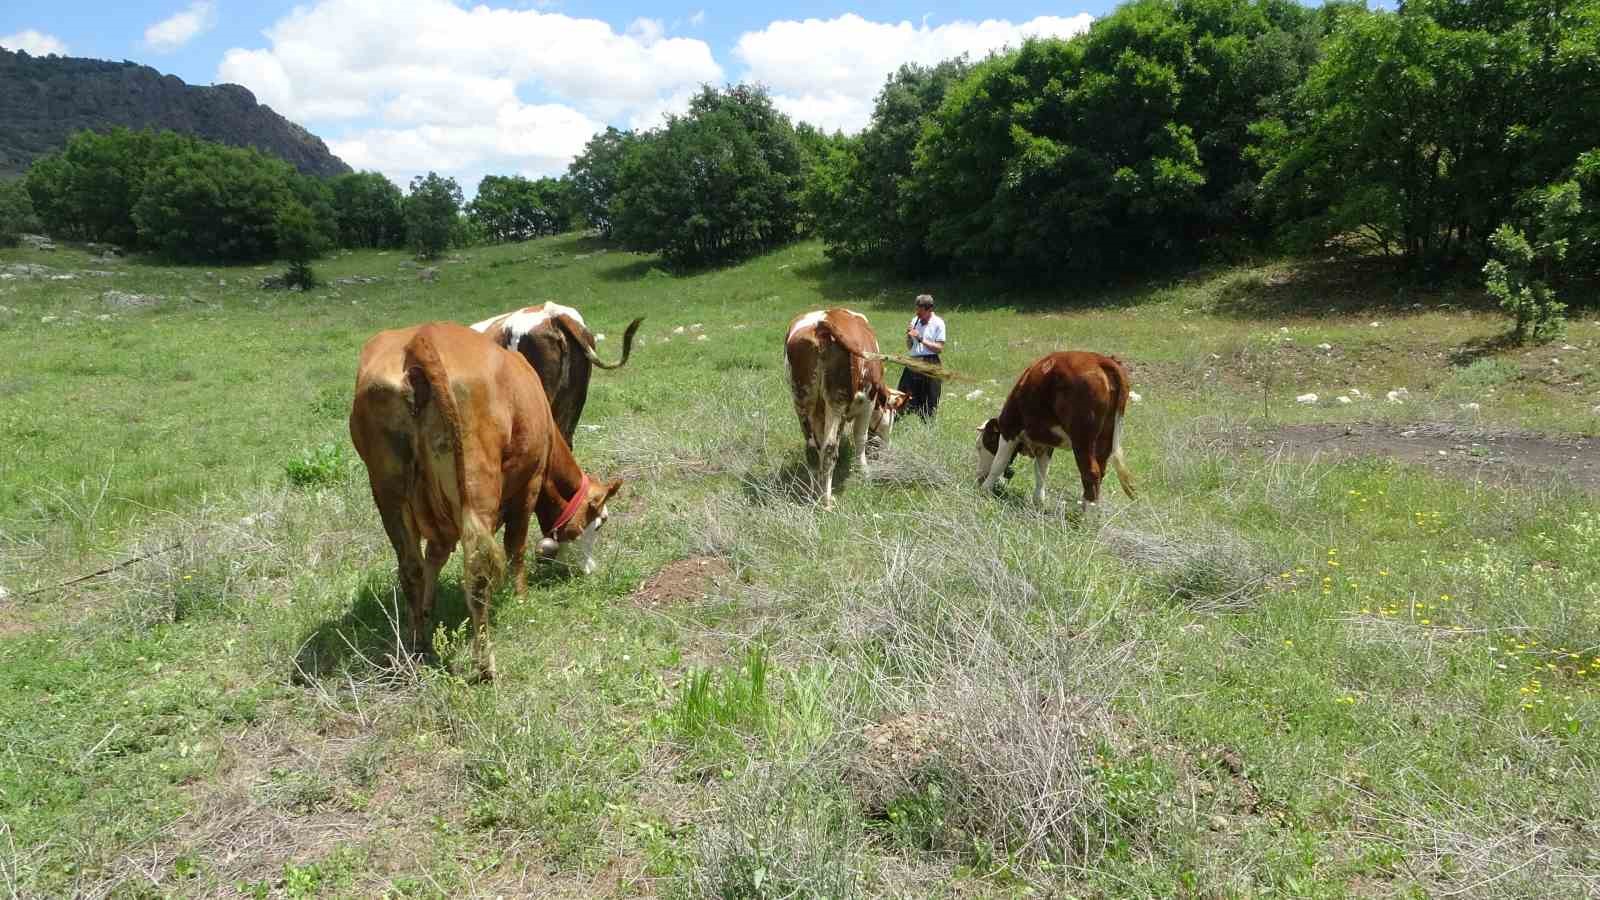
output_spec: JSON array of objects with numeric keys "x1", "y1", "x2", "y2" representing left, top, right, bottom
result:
[
  {"x1": 825, "y1": 504, "x2": 1136, "y2": 869},
  {"x1": 687, "y1": 763, "x2": 866, "y2": 899},
  {"x1": 1100, "y1": 517, "x2": 1277, "y2": 611}
]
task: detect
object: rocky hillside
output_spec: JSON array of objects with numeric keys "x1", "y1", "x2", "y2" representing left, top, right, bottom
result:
[{"x1": 0, "y1": 48, "x2": 350, "y2": 178}]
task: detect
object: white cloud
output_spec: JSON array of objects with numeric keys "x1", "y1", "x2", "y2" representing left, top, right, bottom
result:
[
  {"x1": 329, "y1": 101, "x2": 604, "y2": 193},
  {"x1": 688, "y1": 9, "x2": 706, "y2": 27},
  {"x1": 217, "y1": 0, "x2": 721, "y2": 124},
  {"x1": 1, "y1": 29, "x2": 68, "y2": 56},
  {"x1": 144, "y1": 1, "x2": 217, "y2": 53},
  {"x1": 734, "y1": 12, "x2": 1093, "y2": 133},
  {"x1": 216, "y1": 0, "x2": 722, "y2": 186}
]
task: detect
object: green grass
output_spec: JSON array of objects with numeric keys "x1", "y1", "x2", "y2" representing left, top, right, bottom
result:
[{"x1": 1, "y1": 235, "x2": 1598, "y2": 897}]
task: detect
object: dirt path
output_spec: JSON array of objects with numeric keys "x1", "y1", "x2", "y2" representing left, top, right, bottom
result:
[{"x1": 1233, "y1": 421, "x2": 1600, "y2": 494}]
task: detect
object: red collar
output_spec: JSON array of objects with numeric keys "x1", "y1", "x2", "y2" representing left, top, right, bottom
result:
[{"x1": 549, "y1": 472, "x2": 590, "y2": 536}]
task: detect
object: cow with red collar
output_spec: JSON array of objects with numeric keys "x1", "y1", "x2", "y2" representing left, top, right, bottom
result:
[
  {"x1": 784, "y1": 308, "x2": 910, "y2": 507},
  {"x1": 976, "y1": 351, "x2": 1136, "y2": 513},
  {"x1": 472, "y1": 302, "x2": 642, "y2": 447},
  {"x1": 350, "y1": 321, "x2": 623, "y2": 681}
]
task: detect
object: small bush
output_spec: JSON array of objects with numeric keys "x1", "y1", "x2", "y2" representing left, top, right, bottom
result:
[
  {"x1": 284, "y1": 442, "x2": 351, "y2": 489},
  {"x1": 1486, "y1": 224, "x2": 1567, "y2": 344}
]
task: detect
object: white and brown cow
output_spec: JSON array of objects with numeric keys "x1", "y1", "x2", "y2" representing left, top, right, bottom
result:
[
  {"x1": 784, "y1": 308, "x2": 910, "y2": 507},
  {"x1": 350, "y1": 321, "x2": 623, "y2": 681},
  {"x1": 471, "y1": 302, "x2": 642, "y2": 447},
  {"x1": 977, "y1": 350, "x2": 1136, "y2": 513}
]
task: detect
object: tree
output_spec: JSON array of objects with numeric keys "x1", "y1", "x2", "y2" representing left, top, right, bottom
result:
[
  {"x1": 611, "y1": 84, "x2": 804, "y2": 267},
  {"x1": 131, "y1": 142, "x2": 296, "y2": 261},
  {"x1": 0, "y1": 179, "x2": 38, "y2": 247},
  {"x1": 275, "y1": 200, "x2": 330, "y2": 289},
  {"x1": 23, "y1": 128, "x2": 195, "y2": 244},
  {"x1": 468, "y1": 174, "x2": 573, "y2": 242},
  {"x1": 804, "y1": 59, "x2": 971, "y2": 268},
  {"x1": 567, "y1": 127, "x2": 638, "y2": 237},
  {"x1": 1253, "y1": 0, "x2": 1600, "y2": 269},
  {"x1": 404, "y1": 172, "x2": 463, "y2": 259},
  {"x1": 330, "y1": 171, "x2": 405, "y2": 248}
]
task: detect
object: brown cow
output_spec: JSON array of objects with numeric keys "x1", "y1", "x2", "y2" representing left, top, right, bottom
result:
[
  {"x1": 471, "y1": 303, "x2": 643, "y2": 447},
  {"x1": 976, "y1": 351, "x2": 1136, "y2": 513},
  {"x1": 784, "y1": 308, "x2": 910, "y2": 507},
  {"x1": 349, "y1": 321, "x2": 623, "y2": 680}
]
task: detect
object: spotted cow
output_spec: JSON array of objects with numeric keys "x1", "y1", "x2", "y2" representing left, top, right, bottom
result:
[
  {"x1": 349, "y1": 321, "x2": 623, "y2": 680},
  {"x1": 784, "y1": 308, "x2": 910, "y2": 507},
  {"x1": 976, "y1": 350, "x2": 1136, "y2": 513},
  {"x1": 471, "y1": 303, "x2": 642, "y2": 447}
]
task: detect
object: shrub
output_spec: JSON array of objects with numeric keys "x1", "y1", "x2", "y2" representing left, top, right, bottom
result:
[
  {"x1": 1485, "y1": 224, "x2": 1567, "y2": 344},
  {"x1": 0, "y1": 178, "x2": 38, "y2": 247}
]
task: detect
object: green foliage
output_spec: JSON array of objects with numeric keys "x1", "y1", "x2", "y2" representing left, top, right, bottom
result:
[
  {"x1": 131, "y1": 143, "x2": 297, "y2": 262},
  {"x1": 467, "y1": 174, "x2": 573, "y2": 242},
  {"x1": 566, "y1": 126, "x2": 637, "y2": 236},
  {"x1": 1486, "y1": 225, "x2": 1567, "y2": 344},
  {"x1": 612, "y1": 85, "x2": 804, "y2": 267},
  {"x1": 284, "y1": 441, "x2": 351, "y2": 489},
  {"x1": 404, "y1": 171, "x2": 463, "y2": 260},
  {"x1": 275, "y1": 201, "x2": 329, "y2": 290},
  {"x1": 1254, "y1": 0, "x2": 1600, "y2": 269},
  {"x1": 24, "y1": 127, "x2": 193, "y2": 244},
  {"x1": 894, "y1": 0, "x2": 1322, "y2": 276},
  {"x1": 0, "y1": 177, "x2": 37, "y2": 246},
  {"x1": 804, "y1": 59, "x2": 970, "y2": 269},
  {"x1": 329, "y1": 171, "x2": 406, "y2": 249}
]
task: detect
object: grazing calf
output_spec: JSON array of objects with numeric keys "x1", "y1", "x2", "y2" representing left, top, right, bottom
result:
[
  {"x1": 471, "y1": 302, "x2": 643, "y2": 447},
  {"x1": 976, "y1": 351, "x2": 1136, "y2": 513},
  {"x1": 784, "y1": 308, "x2": 910, "y2": 507},
  {"x1": 349, "y1": 322, "x2": 623, "y2": 680}
]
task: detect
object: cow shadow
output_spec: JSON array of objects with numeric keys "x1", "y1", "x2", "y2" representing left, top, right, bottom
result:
[
  {"x1": 292, "y1": 570, "x2": 472, "y2": 683},
  {"x1": 740, "y1": 447, "x2": 862, "y2": 506}
]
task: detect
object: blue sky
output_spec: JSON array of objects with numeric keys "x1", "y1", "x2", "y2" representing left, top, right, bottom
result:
[{"x1": 3, "y1": 0, "x2": 1106, "y2": 190}]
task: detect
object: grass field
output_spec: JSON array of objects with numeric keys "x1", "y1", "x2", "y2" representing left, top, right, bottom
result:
[{"x1": 2, "y1": 235, "x2": 1598, "y2": 898}]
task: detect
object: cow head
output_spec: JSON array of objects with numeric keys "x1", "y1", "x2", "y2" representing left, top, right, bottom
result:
[
  {"x1": 975, "y1": 418, "x2": 1002, "y2": 482},
  {"x1": 536, "y1": 476, "x2": 625, "y2": 574},
  {"x1": 870, "y1": 387, "x2": 911, "y2": 439}
]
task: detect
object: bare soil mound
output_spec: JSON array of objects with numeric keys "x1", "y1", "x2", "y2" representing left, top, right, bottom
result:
[
  {"x1": 631, "y1": 556, "x2": 733, "y2": 608},
  {"x1": 1233, "y1": 421, "x2": 1600, "y2": 493}
]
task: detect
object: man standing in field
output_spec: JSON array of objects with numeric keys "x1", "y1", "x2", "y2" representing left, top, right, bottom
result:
[{"x1": 899, "y1": 294, "x2": 946, "y2": 419}]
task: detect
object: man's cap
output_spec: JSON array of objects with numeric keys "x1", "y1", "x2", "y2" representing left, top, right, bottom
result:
[{"x1": 915, "y1": 294, "x2": 935, "y2": 308}]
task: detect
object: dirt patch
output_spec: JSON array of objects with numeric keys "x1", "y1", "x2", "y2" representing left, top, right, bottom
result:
[
  {"x1": 1232, "y1": 421, "x2": 1600, "y2": 493},
  {"x1": 630, "y1": 556, "x2": 732, "y2": 608}
]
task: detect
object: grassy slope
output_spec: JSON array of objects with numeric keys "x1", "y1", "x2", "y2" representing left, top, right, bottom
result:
[{"x1": 0, "y1": 236, "x2": 1597, "y2": 898}]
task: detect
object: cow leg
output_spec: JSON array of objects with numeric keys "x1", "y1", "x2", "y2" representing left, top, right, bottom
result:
[
  {"x1": 1033, "y1": 448, "x2": 1053, "y2": 507},
  {"x1": 1070, "y1": 438, "x2": 1104, "y2": 517},
  {"x1": 418, "y1": 538, "x2": 452, "y2": 658},
  {"x1": 375, "y1": 498, "x2": 429, "y2": 656},
  {"x1": 849, "y1": 395, "x2": 872, "y2": 472},
  {"x1": 503, "y1": 504, "x2": 531, "y2": 598},
  {"x1": 818, "y1": 411, "x2": 843, "y2": 508},
  {"x1": 981, "y1": 435, "x2": 1020, "y2": 494},
  {"x1": 459, "y1": 518, "x2": 499, "y2": 682}
]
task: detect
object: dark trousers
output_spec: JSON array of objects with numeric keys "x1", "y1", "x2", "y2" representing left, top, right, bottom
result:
[{"x1": 897, "y1": 354, "x2": 942, "y2": 419}]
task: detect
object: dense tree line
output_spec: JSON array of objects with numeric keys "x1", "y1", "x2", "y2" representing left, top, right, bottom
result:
[
  {"x1": 14, "y1": 0, "x2": 1597, "y2": 325},
  {"x1": 562, "y1": 0, "x2": 1597, "y2": 295},
  {"x1": 18, "y1": 129, "x2": 506, "y2": 264}
]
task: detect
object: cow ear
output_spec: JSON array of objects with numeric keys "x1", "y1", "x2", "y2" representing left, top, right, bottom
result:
[{"x1": 603, "y1": 478, "x2": 624, "y2": 503}]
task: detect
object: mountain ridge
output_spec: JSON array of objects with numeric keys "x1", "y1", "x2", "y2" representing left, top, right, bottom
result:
[{"x1": 0, "y1": 47, "x2": 351, "y2": 178}]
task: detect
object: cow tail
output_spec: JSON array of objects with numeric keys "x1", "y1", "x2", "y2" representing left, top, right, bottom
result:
[
  {"x1": 1103, "y1": 358, "x2": 1137, "y2": 500},
  {"x1": 551, "y1": 314, "x2": 643, "y2": 370},
  {"x1": 403, "y1": 330, "x2": 505, "y2": 589}
]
